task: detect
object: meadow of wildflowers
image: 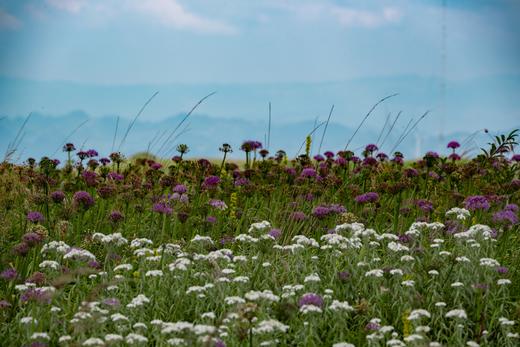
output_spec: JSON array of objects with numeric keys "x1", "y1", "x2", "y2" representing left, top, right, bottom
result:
[{"x1": 0, "y1": 131, "x2": 519, "y2": 346}]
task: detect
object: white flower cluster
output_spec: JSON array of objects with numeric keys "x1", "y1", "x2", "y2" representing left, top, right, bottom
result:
[{"x1": 92, "y1": 232, "x2": 128, "y2": 246}]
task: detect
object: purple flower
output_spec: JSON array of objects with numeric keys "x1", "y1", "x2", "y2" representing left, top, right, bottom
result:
[
  {"x1": 13, "y1": 242, "x2": 30, "y2": 256},
  {"x1": 496, "y1": 266, "x2": 509, "y2": 274},
  {"x1": 290, "y1": 211, "x2": 307, "y2": 221},
  {"x1": 214, "y1": 339, "x2": 227, "y2": 347},
  {"x1": 376, "y1": 152, "x2": 388, "y2": 161},
  {"x1": 363, "y1": 157, "x2": 378, "y2": 166},
  {"x1": 22, "y1": 232, "x2": 43, "y2": 246},
  {"x1": 404, "y1": 168, "x2": 419, "y2": 177},
  {"x1": 27, "y1": 211, "x2": 44, "y2": 223},
  {"x1": 86, "y1": 149, "x2": 98, "y2": 158},
  {"x1": 100, "y1": 157, "x2": 111, "y2": 165},
  {"x1": 286, "y1": 168, "x2": 297, "y2": 176},
  {"x1": 313, "y1": 154, "x2": 325, "y2": 162},
  {"x1": 300, "y1": 167, "x2": 317, "y2": 178},
  {"x1": 62, "y1": 143, "x2": 76, "y2": 152},
  {"x1": 505, "y1": 204, "x2": 518, "y2": 213},
  {"x1": 202, "y1": 175, "x2": 221, "y2": 189},
  {"x1": 511, "y1": 154, "x2": 520, "y2": 162},
  {"x1": 464, "y1": 195, "x2": 490, "y2": 211},
  {"x1": 416, "y1": 199, "x2": 433, "y2": 213},
  {"x1": 365, "y1": 144, "x2": 378, "y2": 153},
  {"x1": 0, "y1": 300, "x2": 11, "y2": 309},
  {"x1": 268, "y1": 228, "x2": 282, "y2": 239},
  {"x1": 365, "y1": 322, "x2": 380, "y2": 331},
  {"x1": 312, "y1": 206, "x2": 331, "y2": 219},
  {"x1": 109, "y1": 210, "x2": 124, "y2": 223},
  {"x1": 1, "y1": 267, "x2": 17, "y2": 281},
  {"x1": 82, "y1": 170, "x2": 98, "y2": 186},
  {"x1": 355, "y1": 192, "x2": 379, "y2": 204},
  {"x1": 73, "y1": 191, "x2": 95, "y2": 209},
  {"x1": 447, "y1": 140, "x2": 460, "y2": 149},
  {"x1": 107, "y1": 172, "x2": 124, "y2": 181},
  {"x1": 51, "y1": 190, "x2": 65, "y2": 203},
  {"x1": 206, "y1": 216, "x2": 217, "y2": 224},
  {"x1": 152, "y1": 202, "x2": 173, "y2": 215},
  {"x1": 240, "y1": 140, "x2": 263, "y2": 152},
  {"x1": 150, "y1": 162, "x2": 163, "y2": 170},
  {"x1": 234, "y1": 177, "x2": 250, "y2": 187},
  {"x1": 492, "y1": 209, "x2": 518, "y2": 225},
  {"x1": 328, "y1": 204, "x2": 346, "y2": 214},
  {"x1": 103, "y1": 297, "x2": 121, "y2": 307},
  {"x1": 324, "y1": 151, "x2": 335, "y2": 159},
  {"x1": 209, "y1": 199, "x2": 228, "y2": 210},
  {"x1": 27, "y1": 272, "x2": 46, "y2": 285},
  {"x1": 298, "y1": 293, "x2": 324, "y2": 308},
  {"x1": 173, "y1": 184, "x2": 187, "y2": 194},
  {"x1": 334, "y1": 157, "x2": 347, "y2": 166},
  {"x1": 425, "y1": 151, "x2": 439, "y2": 159},
  {"x1": 20, "y1": 287, "x2": 53, "y2": 304}
]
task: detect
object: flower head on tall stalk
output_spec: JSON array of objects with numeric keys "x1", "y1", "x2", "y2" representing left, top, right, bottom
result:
[
  {"x1": 219, "y1": 143, "x2": 233, "y2": 173},
  {"x1": 176, "y1": 144, "x2": 189, "y2": 160}
]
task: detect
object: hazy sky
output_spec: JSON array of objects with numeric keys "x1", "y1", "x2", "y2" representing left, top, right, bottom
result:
[
  {"x1": 0, "y1": 0, "x2": 519, "y2": 140},
  {"x1": 0, "y1": 0, "x2": 519, "y2": 84}
]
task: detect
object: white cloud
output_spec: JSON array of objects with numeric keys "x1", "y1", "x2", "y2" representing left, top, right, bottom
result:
[
  {"x1": 270, "y1": 1, "x2": 403, "y2": 28},
  {"x1": 46, "y1": 0, "x2": 88, "y2": 14},
  {"x1": 331, "y1": 6, "x2": 402, "y2": 28},
  {"x1": 134, "y1": 0, "x2": 237, "y2": 34},
  {"x1": 0, "y1": 9, "x2": 22, "y2": 30}
]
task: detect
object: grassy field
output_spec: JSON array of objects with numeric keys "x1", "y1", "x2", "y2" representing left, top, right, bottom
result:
[{"x1": 0, "y1": 134, "x2": 519, "y2": 346}]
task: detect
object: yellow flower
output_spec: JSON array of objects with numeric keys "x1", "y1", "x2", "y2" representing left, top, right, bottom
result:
[
  {"x1": 402, "y1": 309, "x2": 411, "y2": 337},
  {"x1": 133, "y1": 271, "x2": 140, "y2": 278}
]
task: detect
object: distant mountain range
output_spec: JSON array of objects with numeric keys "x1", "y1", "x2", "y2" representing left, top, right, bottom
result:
[{"x1": 0, "y1": 111, "x2": 512, "y2": 162}]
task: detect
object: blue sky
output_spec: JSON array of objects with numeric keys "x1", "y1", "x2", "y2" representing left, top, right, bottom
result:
[
  {"x1": 0, "y1": 0, "x2": 519, "y2": 158},
  {"x1": 1, "y1": 0, "x2": 519, "y2": 84}
]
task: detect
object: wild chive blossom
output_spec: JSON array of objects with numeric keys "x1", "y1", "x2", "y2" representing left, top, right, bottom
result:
[
  {"x1": 62, "y1": 143, "x2": 76, "y2": 152},
  {"x1": 365, "y1": 144, "x2": 378, "y2": 153},
  {"x1": 27, "y1": 211, "x2": 44, "y2": 223},
  {"x1": 107, "y1": 172, "x2": 124, "y2": 181},
  {"x1": 312, "y1": 206, "x2": 331, "y2": 219},
  {"x1": 202, "y1": 176, "x2": 220, "y2": 189},
  {"x1": 268, "y1": 228, "x2": 282, "y2": 239},
  {"x1": 493, "y1": 209, "x2": 518, "y2": 225},
  {"x1": 290, "y1": 211, "x2": 306, "y2": 221},
  {"x1": 82, "y1": 171, "x2": 97, "y2": 186},
  {"x1": 416, "y1": 199, "x2": 433, "y2": 213},
  {"x1": 313, "y1": 154, "x2": 325, "y2": 162},
  {"x1": 50, "y1": 191, "x2": 65, "y2": 203},
  {"x1": 300, "y1": 167, "x2": 317, "y2": 178},
  {"x1": 23, "y1": 232, "x2": 43, "y2": 246},
  {"x1": 109, "y1": 210, "x2": 124, "y2": 223},
  {"x1": 505, "y1": 204, "x2": 518, "y2": 213},
  {"x1": 86, "y1": 149, "x2": 98, "y2": 158},
  {"x1": 73, "y1": 191, "x2": 95, "y2": 209},
  {"x1": 1, "y1": 268, "x2": 17, "y2": 281},
  {"x1": 464, "y1": 195, "x2": 490, "y2": 211},
  {"x1": 447, "y1": 140, "x2": 460, "y2": 149},
  {"x1": 355, "y1": 192, "x2": 379, "y2": 204},
  {"x1": 298, "y1": 293, "x2": 324, "y2": 308},
  {"x1": 173, "y1": 184, "x2": 187, "y2": 194},
  {"x1": 152, "y1": 202, "x2": 173, "y2": 215},
  {"x1": 209, "y1": 199, "x2": 228, "y2": 210},
  {"x1": 512, "y1": 154, "x2": 520, "y2": 162}
]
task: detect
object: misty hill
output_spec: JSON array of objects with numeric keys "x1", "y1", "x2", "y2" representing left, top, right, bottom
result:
[{"x1": 0, "y1": 111, "x2": 509, "y2": 163}]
